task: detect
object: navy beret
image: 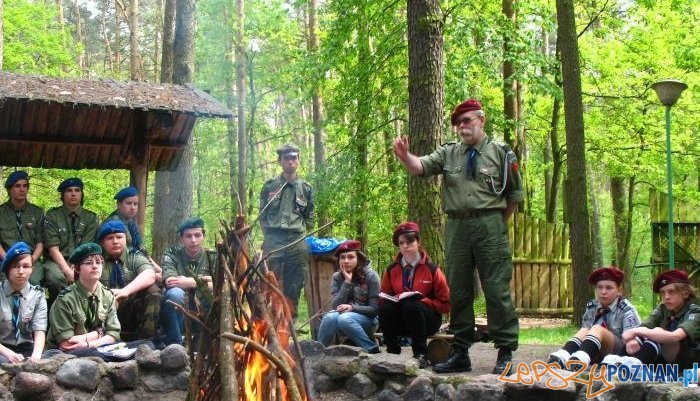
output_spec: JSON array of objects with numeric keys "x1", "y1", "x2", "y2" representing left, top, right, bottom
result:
[
  {"x1": 114, "y1": 186, "x2": 138, "y2": 201},
  {"x1": 68, "y1": 242, "x2": 103, "y2": 265},
  {"x1": 1, "y1": 242, "x2": 32, "y2": 273},
  {"x1": 177, "y1": 217, "x2": 205, "y2": 235},
  {"x1": 4, "y1": 170, "x2": 29, "y2": 189},
  {"x1": 96, "y1": 220, "x2": 127, "y2": 242},
  {"x1": 57, "y1": 177, "x2": 84, "y2": 192}
]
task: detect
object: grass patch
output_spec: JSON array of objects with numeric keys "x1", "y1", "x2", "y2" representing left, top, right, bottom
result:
[{"x1": 519, "y1": 324, "x2": 576, "y2": 345}]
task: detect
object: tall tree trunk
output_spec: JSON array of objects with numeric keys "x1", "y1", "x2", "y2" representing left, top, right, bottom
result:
[
  {"x1": 114, "y1": 2, "x2": 122, "y2": 76},
  {"x1": 611, "y1": 175, "x2": 634, "y2": 292},
  {"x1": 152, "y1": 0, "x2": 195, "y2": 259},
  {"x1": 235, "y1": 0, "x2": 247, "y2": 215},
  {"x1": 501, "y1": 0, "x2": 517, "y2": 151},
  {"x1": 407, "y1": 0, "x2": 444, "y2": 267},
  {"x1": 308, "y1": 0, "x2": 328, "y2": 235},
  {"x1": 589, "y1": 173, "x2": 603, "y2": 268},
  {"x1": 353, "y1": 17, "x2": 370, "y2": 245},
  {"x1": 55, "y1": 0, "x2": 64, "y2": 31},
  {"x1": 557, "y1": 0, "x2": 592, "y2": 324},
  {"x1": 129, "y1": 0, "x2": 143, "y2": 80},
  {"x1": 73, "y1": 0, "x2": 84, "y2": 72},
  {"x1": 100, "y1": 2, "x2": 113, "y2": 72},
  {"x1": 224, "y1": 7, "x2": 238, "y2": 220}
]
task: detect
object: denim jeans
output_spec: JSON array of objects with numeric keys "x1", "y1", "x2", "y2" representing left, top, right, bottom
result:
[
  {"x1": 160, "y1": 288, "x2": 190, "y2": 346},
  {"x1": 317, "y1": 311, "x2": 378, "y2": 351}
]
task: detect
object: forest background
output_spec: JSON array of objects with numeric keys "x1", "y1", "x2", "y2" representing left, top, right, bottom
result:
[{"x1": 0, "y1": 0, "x2": 697, "y2": 321}]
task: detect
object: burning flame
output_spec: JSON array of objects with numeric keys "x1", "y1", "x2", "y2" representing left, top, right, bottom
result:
[{"x1": 243, "y1": 319, "x2": 270, "y2": 401}]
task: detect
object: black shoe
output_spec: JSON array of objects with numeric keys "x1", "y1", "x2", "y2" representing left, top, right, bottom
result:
[
  {"x1": 433, "y1": 349, "x2": 471, "y2": 373},
  {"x1": 493, "y1": 348, "x2": 513, "y2": 375},
  {"x1": 547, "y1": 354, "x2": 565, "y2": 370},
  {"x1": 414, "y1": 354, "x2": 429, "y2": 369},
  {"x1": 367, "y1": 346, "x2": 380, "y2": 354}
]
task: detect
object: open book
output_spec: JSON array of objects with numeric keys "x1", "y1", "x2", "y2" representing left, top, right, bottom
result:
[
  {"x1": 97, "y1": 342, "x2": 137, "y2": 360},
  {"x1": 379, "y1": 291, "x2": 424, "y2": 303}
]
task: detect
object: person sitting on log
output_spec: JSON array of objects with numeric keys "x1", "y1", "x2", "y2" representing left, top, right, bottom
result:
[
  {"x1": 377, "y1": 221, "x2": 450, "y2": 368},
  {"x1": 612, "y1": 269, "x2": 698, "y2": 370},
  {"x1": 97, "y1": 221, "x2": 161, "y2": 343},
  {"x1": 548, "y1": 266, "x2": 641, "y2": 369},
  {"x1": 0, "y1": 242, "x2": 47, "y2": 363},
  {"x1": 317, "y1": 240, "x2": 380, "y2": 353}
]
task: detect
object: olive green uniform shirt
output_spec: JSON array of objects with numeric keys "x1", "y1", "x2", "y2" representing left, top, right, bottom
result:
[
  {"x1": 419, "y1": 137, "x2": 524, "y2": 214},
  {"x1": 101, "y1": 248, "x2": 153, "y2": 288},
  {"x1": 259, "y1": 175, "x2": 314, "y2": 234},
  {"x1": 47, "y1": 282, "x2": 120, "y2": 348},
  {"x1": 643, "y1": 296, "x2": 699, "y2": 368},
  {"x1": 0, "y1": 201, "x2": 44, "y2": 252},
  {"x1": 0, "y1": 281, "x2": 47, "y2": 346},
  {"x1": 162, "y1": 245, "x2": 216, "y2": 281},
  {"x1": 43, "y1": 206, "x2": 99, "y2": 259}
]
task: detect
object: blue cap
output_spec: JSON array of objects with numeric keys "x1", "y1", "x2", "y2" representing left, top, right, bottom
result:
[
  {"x1": 4, "y1": 171, "x2": 29, "y2": 189},
  {"x1": 114, "y1": 186, "x2": 138, "y2": 202},
  {"x1": 177, "y1": 217, "x2": 205, "y2": 235},
  {"x1": 68, "y1": 243, "x2": 103, "y2": 265},
  {"x1": 2, "y1": 242, "x2": 32, "y2": 273},
  {"x1": 57, "y1": 177, "x2": 84, "y2": 192},
  {"x1": 96, "y1": 220, "x2": 127, "y2": 242}
]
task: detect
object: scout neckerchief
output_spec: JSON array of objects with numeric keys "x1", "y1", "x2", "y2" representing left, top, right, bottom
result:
[
  {"x1": 85, "y1": 294, "x2": 99, "y2": 330},
  {"x1": 15, "y1": 210, "x2": 24, "y2": 240},
  {"x1": 594, "y1": 306, "x2": 610, "y2": 329},
  {"x1": 466, "y1": 147, "x2": 478, "y2": 179},
  {"x1": 110, "y1": 259, "x2": 125, "y2": 289},
  {"x1": 11, "y1": 291, "x2": 22, "y2": 341},
  {"x1": 69, "y1": 212, "x2": 79, "y2": 241}
]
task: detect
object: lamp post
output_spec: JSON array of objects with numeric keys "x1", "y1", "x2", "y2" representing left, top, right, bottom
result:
[{"x1": 651, "y1": 79, "x2": 687, "y2": 269}]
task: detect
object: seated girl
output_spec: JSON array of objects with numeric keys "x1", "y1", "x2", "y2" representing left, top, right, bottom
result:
[
  {"x1": 0, "y1": 242, "x2": 47, "y2": 363},
  {"x1": 548, "y1": 267, "x2": 641, "y2": 368},
  {"x1": 317, "y1": 240, "x2": 380, "y2": 353},
  {"x1": 377, "y1": 222, "x2": 450, "y2": 368},
  {"x1": 618, "y1": 269, "x2": 698, "y2": 370}
]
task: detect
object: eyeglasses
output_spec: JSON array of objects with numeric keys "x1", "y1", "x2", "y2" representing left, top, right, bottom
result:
[{"x1": 455, "y1": 116, "x2": 480, "y2": 126}]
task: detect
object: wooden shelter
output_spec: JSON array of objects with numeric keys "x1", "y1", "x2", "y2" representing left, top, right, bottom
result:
[{"x1": 0, "y1": 71, "x2": 233, "y2": 227}]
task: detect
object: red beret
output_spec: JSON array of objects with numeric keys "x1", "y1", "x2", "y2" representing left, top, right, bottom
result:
[
  {"x1": 450, "y1": 99, "x2": 483, "y2": 126},
  {"x1": 653, "y1": 269, "x2": 690, "y2": 293},
  {"x1": 588, "y1": 267, "x2": 624, "y2": 285},
  {"x1": 335, "y1": 240, "x2": 363, "y2": 256},
  {"x1": 392, "y1": 221, "x2": 420, "y2": 246}
]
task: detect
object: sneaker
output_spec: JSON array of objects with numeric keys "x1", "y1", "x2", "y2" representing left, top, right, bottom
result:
[
  {"x1": 600, "y1": 354, "x2": 623, "y2": 366},
  {"x1": 547, "y1": 349, "x2": 570, "y2": 369},
  {"x1": 493, "y1": 348, "x2": 513, "y2": 375}
]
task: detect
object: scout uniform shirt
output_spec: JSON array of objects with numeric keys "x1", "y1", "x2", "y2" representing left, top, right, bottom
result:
[
  {"x1": 47, "y1": 282, "x2": 120, "y2": 348},
  {"x1": 162, "y1": 245, "x2": 216, "y2": 299},
  {"x1": 0, "y1": 281, "x2": 47, "y2": 346},
  {"x1": 259, "y1": 175, "x2": 314, "y2": 234},
  {"x1": 643, "y1": 296, "x2": 700, "y2": 369},
  {"x1": 580, "y1": 297, "x2": 641, "y2": 337},
  {"x1": 0, "y1": 201, "x2": 44, "y2": 253},
  {"x1": 101, "y1": 248, "x2": 154, "y2": 289},
  {"x1": 419, "y1": 137, "x2": 524, "y2": 214},
  {"x1": 44, "y1": 206, "x2": 99, "y2": 259}
]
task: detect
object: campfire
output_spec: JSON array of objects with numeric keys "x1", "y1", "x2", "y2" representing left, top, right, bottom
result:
[{"x1": 187, "y1": 216, "x2": 309, "y2": 401}]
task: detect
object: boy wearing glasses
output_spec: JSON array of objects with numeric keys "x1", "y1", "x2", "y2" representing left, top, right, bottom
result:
[
  {"x1": 259, "y1": 143, "x2": 314, "y2": 318},
  {"x1": 393, "y1": 99, "x2": 523, "y2": 375}
]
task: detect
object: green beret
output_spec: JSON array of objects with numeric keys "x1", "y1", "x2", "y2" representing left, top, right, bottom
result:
[
  {"x1": 276, "y1": 143, "x2": 300, "y2": 157},
  {"x1": 68, "y1": 242, "x2": 103, "y2": 265},
  {"x1": 177, "y1": 217, "x2": 205, "y2": 235}
]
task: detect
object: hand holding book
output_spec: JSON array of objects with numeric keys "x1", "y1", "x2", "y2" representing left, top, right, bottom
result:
[{"x1": 379, "y1": 291, "x2": 424, "y2": 303}]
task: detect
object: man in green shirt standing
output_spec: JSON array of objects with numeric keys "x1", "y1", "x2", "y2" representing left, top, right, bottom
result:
[
  {"x1": 41, "y1": 178, "x2": 100, "y2": 302},
  {"x1": 0, "y1": 171, "x2": 44, "y2": 279},
  {"x1": 393, "y1": 99, "x2": 523, "y2": 375},
  {"x1": 259, "y1": 144, "x2": 314, "y2": 318}
]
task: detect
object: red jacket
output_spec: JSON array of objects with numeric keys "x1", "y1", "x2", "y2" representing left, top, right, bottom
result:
[{"x1": 379, "y1": 250, "x2": 450, "y2": 314}]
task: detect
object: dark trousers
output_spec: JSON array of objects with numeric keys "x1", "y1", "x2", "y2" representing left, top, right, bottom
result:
[
  {"x1": 378, "y1": 299, "x2": 441, "y2": 356},
  {"x1": 263, "y1": 231, "x2": 309, "y2": 318}
]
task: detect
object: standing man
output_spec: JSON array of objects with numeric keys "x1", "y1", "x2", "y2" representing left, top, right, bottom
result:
[
  {"x1": 393, "y1": 99, "x2": 523, "y2": 375},
  {"x1": 41, "y1": 178, "x2": 100, "y2": 302},
  {"x1": 0, "y1": 171, "x2": 44, "y2": 279},
  {"x1": 160, "y1": 217, "x2": 216, "y2": 346},
  {"x1": 259, "y1": 143, "x2": 314, "y2": 318}
]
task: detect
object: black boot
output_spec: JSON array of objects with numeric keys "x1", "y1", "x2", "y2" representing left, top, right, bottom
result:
[
  {"x1": 432, "y1": 348, "x2": 471, "y2": 373},
  {"x1": 493, "y1": 347, "x2": 513, "y2": 375}
]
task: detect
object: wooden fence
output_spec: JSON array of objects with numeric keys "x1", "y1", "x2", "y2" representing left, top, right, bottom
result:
[{"x1": 510, "y1": 213, "x2": 572, "y2": 314}]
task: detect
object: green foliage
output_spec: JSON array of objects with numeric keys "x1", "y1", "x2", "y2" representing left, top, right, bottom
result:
[{"x1": 2, "y1": 0, "x2": 77, "y2": 74}]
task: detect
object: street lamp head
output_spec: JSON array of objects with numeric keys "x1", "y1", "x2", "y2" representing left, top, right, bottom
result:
[{"x1": 651, "y1": 79, "x2": 688, "y2": 106}]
